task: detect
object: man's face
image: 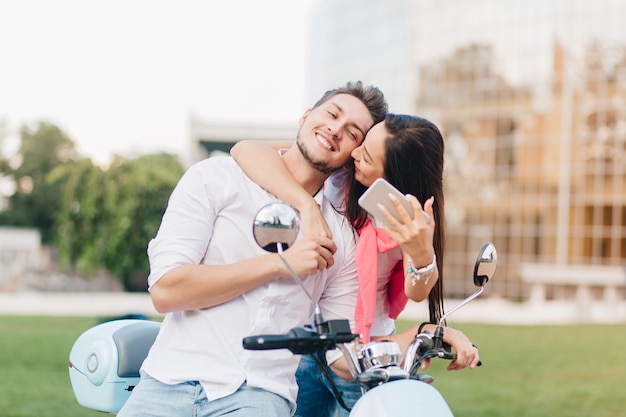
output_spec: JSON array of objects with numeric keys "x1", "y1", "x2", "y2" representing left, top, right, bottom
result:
[{"x1": 296, "y1": 93, "x2": 375, "y2": 174}]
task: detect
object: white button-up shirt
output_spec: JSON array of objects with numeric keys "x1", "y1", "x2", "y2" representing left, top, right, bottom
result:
[{"x1": 142, "y1": 156, "x2": 358, "y2": 412}]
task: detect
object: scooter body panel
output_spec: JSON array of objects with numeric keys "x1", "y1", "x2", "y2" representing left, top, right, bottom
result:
[
  {"x1": 349, "y1": 379, "x2": 454, "y2": 417},
  {"x1": 68, "y1": 319, "x2": 160, "y2": 413}
]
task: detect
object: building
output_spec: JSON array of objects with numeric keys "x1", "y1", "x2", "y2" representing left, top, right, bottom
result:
[
  {"x1": 189, "y1": 116, "x2": 297, "y2": 164},
  {"x1": 0, "y1": 227, "x2": 41, "y2": 290},
  {"x1": 307, "y1": 0, "x2": 626, "y2": 299}
]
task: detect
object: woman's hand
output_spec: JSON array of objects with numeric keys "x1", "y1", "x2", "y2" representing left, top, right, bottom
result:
[
  {"x1": 381, "y1": 194, "x2": 436, "y2": 268},
  {"x1": 381, "y1": 194, "x2": 435, "y2": 268},
  {"x1": 298, "y1": 199, "x2": 333, "y2": 240},
  {"x1": 418, "y1": 325, "x2": 480, "y2": 371},
  {"x1": 379, "y1": 194, "x2": 437, "y2": 301},
  {"x1": 441, "y1": 326, "x2": 481, "y2": 371}
]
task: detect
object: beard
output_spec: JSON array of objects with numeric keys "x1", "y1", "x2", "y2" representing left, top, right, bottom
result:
[{"x1": 296, "y1": 131, "x2": 338, "y2": 175}]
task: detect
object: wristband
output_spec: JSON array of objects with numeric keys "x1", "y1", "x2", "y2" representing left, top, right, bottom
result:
[
  {"x1": 407, "y1": 254, "x2": 436, "y2": 286},
  {"x1": 417, "y1": 322, "x2": 435, "y2": 334}
]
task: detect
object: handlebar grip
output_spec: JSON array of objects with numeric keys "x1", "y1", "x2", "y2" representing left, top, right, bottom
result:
[
  {"x1": 446, "y1": 350, "x2": 482, "y2": 366},
  {"x1": 243, "y1": 334, "x2": 295, "y2": 350},
  {"x1": 441, "y1": 350, "x2": 456, "y2": 360},
  {"x1": 243, "y1": 327, "x2": 338, "y2": 355}
]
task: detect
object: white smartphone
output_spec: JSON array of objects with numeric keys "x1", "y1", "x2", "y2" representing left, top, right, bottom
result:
[{"x1": 358, "y1": 178, "x2": 430, "y2": 228}]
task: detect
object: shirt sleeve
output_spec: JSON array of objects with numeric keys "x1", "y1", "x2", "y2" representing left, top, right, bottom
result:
[{"x1": 146, "y1": 162, "x2": 216, "y2": 289}]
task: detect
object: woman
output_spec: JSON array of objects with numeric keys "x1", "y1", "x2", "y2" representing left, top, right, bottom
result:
[{"x1": 231, "y1": 114, "x2": 479, "y2": 416}]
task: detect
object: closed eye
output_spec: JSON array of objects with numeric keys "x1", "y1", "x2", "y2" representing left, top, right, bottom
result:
[{"x1": 363, "y1": 146, "x2": 373, "y2": 164}]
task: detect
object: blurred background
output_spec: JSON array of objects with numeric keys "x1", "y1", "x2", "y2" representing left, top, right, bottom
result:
[{"x1": 1, "y1": 0, "x2": 625, "y2": 315}]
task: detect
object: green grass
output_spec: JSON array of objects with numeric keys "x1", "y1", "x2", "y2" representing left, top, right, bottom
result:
[
  {"x1": 0, "y1": 316, "x2": 107, "y2": 417},
  {"x1": 0, "y1": 316, "x2": 624, "y2": 417},
  {"x1": 396, "y1": 321, "x2": 626, "y2": 417}
]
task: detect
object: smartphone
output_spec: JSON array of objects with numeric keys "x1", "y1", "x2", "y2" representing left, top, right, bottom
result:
[{"x1": 358, "y1": 178, "x2": 430, "y2": 228}]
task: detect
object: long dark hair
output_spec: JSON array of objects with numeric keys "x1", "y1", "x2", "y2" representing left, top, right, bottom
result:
[{"x1": 345, "y1": 113, "x2": 446, "y2": 323}]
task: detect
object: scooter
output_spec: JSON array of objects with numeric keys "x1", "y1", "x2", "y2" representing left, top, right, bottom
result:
[
  {"x1": 243, "y1": 202, "x2": 497, "y2": 416},
  {"x1": 68, "y1": 202, "x2": 497, "y2": 415}
]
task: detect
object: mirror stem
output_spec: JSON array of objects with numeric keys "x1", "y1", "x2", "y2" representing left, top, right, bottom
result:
[
  {"x1": 433, "y1": 286, "x2": 485, "y2": 349},
  {"x1": 439, "y1": 286, "x2": 484, "y2": 325},
  {"x1": 277, "y1": 243, "x2": 324, "y2": 329}
]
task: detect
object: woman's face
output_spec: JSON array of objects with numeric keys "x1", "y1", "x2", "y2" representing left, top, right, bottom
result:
[{"x1": 351, "y1": 121, "x2": 387, "y2": 187}]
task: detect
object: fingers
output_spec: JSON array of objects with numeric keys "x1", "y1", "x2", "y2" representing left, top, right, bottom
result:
[
  {"x1": 282, "y1": 236, "x2": 336, "y2": 276},
  {"x1": 384, "y1": 193, "x2": 433, "y2": 229},
  {"x1": 447, "y1": 343, "x2": 480, "y2": 371},
  {"x1": 408, "y1": 195, "x2": 435, "y2": 226},
  {"x1": 314, "y1": 236, "x2": 337, "y2": 257},
  {"x1": 441, "y1": 327, "x2": 480, "y2": 371},
  {"x1": 423, "y1": 195, "x2": 435, "y2": 214},
  {"x1": 388, "y1": 193, "x2": 414, "y2": 224},
  {"x1": 304, "y1": 237, "x2": 335, "y2": 270},
  {"x1": 381, "y1": 194, "x2": 435, "y2": 264},
  {"x1": 316, "y1": 240, "x2": 335, "y2": 268}
]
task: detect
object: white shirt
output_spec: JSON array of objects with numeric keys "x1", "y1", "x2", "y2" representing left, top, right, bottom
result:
[{"x1": 143, "y1": 156, "x2": 358, "y2": 412}]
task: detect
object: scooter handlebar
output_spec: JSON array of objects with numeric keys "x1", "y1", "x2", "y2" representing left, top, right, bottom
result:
[
  {"x1": 243, "y1": 319, "x2": 359, "y2": 355},
  {"x1": 243, "y1": 327, "x2": 341, "y2": 355},
  {"x1": 413, "y1": 333, "x2": 482, "y2": 366}
]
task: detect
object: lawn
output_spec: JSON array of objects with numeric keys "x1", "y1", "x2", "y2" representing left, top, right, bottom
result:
[
  {"x1": 396, "y1": 321, "x2": 626, "y2": 417},
  {"x1": 0, "y1": 315, "x2": 624, "y2": 417}
]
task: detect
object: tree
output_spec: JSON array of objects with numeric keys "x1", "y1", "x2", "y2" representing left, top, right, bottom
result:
[
  {"x1": 101, "y1": 153, "x2": 184, "y2": 290},
  {"x1": 0, "y1": 121, "x2": 78, "y2": 243},
  {"x1": 48, "y1": 158, "x2": 107, "y2": 276},
  {"x1": 51, "y1": 152, "x2": 184, "y2": 290}
]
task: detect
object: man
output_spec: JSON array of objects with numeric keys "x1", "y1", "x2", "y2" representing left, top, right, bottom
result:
[{"x1": 117, "y1": 81, "x2": 388, "y2": 417}]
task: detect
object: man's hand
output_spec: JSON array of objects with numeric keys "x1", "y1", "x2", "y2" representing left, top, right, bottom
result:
[{"x1": 280, "y1": 236, "x2": 336, "y2": 276}]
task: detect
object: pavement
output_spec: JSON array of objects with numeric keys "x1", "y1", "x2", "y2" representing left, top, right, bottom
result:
[
  {"x1": 398, "y1": 296, "x2": 626, "y2": 325},
  {"x1": 1, "y1": 291, "x2": 626, "y2": 325},
  {"x1": 0, "y1": 292, "x2": 158, "y2": 317}
]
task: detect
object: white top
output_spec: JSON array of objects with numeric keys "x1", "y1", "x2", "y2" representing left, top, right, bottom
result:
[
  {"x1": 369, "y1": 231, "x2": 402, "y2": 337},
  {"x1": 143, "y1": 157, "x2": 358, "y2": 412},
  {"x1": 326, "y1": 172, "x2": 401, "y2": 338}
]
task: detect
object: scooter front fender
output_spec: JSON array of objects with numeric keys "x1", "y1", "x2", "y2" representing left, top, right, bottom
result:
[{"x1": 349, "y1": 379, "x2": 454, "y2": 417}]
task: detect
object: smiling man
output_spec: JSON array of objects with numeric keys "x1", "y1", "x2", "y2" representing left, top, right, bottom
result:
[{"x1": 116, "y1": 81, "x2": 387, "y2": 417}]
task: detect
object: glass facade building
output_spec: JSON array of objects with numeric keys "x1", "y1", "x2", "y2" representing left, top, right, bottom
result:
[{"x1": 308, "y1": 0, "x2": 626, "y2": 299}]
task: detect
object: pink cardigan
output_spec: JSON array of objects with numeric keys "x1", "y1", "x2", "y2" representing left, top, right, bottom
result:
[{"x1": 354, "y1": 219, "x2": 409, "y2": 342}]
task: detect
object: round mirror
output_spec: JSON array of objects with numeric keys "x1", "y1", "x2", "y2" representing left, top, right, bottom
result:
[
  {"x1": 253, "y1": 202, "x2": 300, "y2": 253},
  {"x1": 473, "y1": 242, "x2": 497, "y2": 287}
]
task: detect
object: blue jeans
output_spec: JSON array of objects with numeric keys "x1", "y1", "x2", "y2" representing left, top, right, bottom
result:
[
  {"x1": 295, "y1": 353, "x2": 362, "y2": 417},
  {"x1": 118, "y1": 371, "x2": 291, "y2": 417}
]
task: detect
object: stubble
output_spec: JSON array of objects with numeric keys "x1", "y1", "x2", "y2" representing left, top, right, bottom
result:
[{"x1": 295, "y1": 131, "x2": 338, "y2": 175}]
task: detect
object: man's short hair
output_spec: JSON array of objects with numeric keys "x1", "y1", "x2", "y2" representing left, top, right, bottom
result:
[{"x1": 313, "y1": 81, "x2": 388, "y2": 125}]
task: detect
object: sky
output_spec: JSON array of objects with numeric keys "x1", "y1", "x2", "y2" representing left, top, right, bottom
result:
[{"x1": 0, "y1": 0, "x2": 314, "y2": 165}]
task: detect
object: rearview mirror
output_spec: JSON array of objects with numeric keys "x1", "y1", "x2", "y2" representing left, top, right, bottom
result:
[
  {"x1": 252, "y1": 202, "x2": 300, "y2": 253},
  {"x1": 473, "y1": 242, "x2": 497, "y2": 287}
]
